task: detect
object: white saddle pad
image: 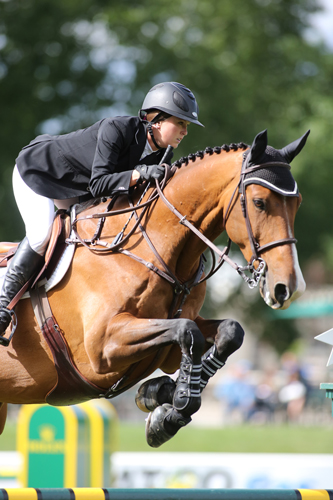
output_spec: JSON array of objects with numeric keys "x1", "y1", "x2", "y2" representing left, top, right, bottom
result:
[{"x1": 0, "y1": 242, "x2": 76, "y2": 301}]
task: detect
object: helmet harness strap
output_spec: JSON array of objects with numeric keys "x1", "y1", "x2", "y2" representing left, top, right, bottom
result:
[
  {"x1": 146, "y1": 112, "x2": 167, "y2": 150},
  {"x1": 147, "y1": 122, "x2": 162, "y2": 150}
]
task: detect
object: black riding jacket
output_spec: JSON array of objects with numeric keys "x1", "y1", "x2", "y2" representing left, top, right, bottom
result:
[{"x1": 16, "y1": 116, "x2": 167, "y2": 200}]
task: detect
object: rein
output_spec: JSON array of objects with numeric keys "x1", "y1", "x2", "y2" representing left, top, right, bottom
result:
[{"x1": 68, "y1": 151, "x2": 298, "y2": 316}]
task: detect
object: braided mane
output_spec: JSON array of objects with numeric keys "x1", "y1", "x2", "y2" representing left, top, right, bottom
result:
[
  {"x1": 77, "y1": 143, "x2": 249, "y2": 215},
  {"x1": 172, "y1": 142, "x2": 249, "y2": 168}
]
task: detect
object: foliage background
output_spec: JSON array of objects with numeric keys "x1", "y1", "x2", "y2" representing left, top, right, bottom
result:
[{"x1": 1, "y1": 0, "x2": 332, "y2": 352}]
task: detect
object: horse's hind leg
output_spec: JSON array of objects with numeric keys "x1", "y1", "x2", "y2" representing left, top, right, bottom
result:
[
  {"x1": 0, "y1": 403, "x2": 8, "y2": 435},
  {"x1": 136, "y1": 375, "x2": 176, "y2": 412}
]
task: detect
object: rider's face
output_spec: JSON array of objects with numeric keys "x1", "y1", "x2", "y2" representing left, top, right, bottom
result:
[{"x1": 151, "y1": 116, "x2": 189, "y2": 149}]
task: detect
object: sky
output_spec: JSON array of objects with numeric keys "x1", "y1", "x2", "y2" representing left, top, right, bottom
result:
[{"x1": 309, "y1": 0, "x2": 333, "y2": 50}]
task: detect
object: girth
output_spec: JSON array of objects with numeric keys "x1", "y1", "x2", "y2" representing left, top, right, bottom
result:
[
  {"x1": 30, "y1": 285, "x2": 162, "y2": 405},
  {"x1": 30, "y1": 286, "x2": 106, "y2": 406}
]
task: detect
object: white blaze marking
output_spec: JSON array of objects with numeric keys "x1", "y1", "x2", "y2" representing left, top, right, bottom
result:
[{"x1": 265, "y1": 199, "x2": 305, "y2": 308}]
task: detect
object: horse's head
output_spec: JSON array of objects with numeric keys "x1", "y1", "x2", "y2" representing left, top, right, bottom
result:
[{"x1": 225, "y1": 129, "x2": 309, "y2": 310}]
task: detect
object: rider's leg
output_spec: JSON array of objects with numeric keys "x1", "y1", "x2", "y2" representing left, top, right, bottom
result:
[
  {"x1": 12, "y1": 165, "x2": 54, "y2": 257},
  {"x1": 0, "y1": 237, "x2": 44, "y2": 335},
  {"x1": 0, "y1": 166, "x2": 54, "y2": 338}
]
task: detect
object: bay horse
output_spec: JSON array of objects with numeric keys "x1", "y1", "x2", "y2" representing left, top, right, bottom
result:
[{"x1": 0, "y1": 129, "x2": 308, "y2": 447}]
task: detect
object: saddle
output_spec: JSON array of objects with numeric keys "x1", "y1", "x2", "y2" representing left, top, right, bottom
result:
[{"x1": 0, "y1": 209, "x2": 71, "y2": 282}]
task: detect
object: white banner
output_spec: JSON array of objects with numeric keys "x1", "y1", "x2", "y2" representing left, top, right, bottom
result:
[
  {"x1": 0, "y1": 452, "x2": 22, "y2": 487},
  {"x1": 111, "y1": 452, "x2": 333, "y2": 489},
  {"x1": 2, "y1": 451, "x2": 333, "y2": 489}
]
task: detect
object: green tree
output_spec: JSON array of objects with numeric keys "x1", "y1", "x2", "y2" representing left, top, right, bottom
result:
[
  {"x1": 0, "y1": 0, "x2": 108, "y2": 238},
  {"x1": 1, "y1": 0, "x2": 332, "y2": 350}
]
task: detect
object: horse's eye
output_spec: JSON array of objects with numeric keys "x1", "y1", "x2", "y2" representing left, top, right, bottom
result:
[{"x1": 253, "y1": 199, "x2": 266, "y2": 211}]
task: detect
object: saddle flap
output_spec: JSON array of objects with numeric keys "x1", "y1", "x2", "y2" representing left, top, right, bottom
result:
[
  {"x1": 0, "y1": 210, "x2": 73, "y2": 311},
  {"x1": 32, "y1": 209, "x2": 71, "y2": 286}
]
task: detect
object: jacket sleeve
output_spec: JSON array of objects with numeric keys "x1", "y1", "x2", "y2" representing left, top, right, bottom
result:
[{"x1": 88, "y1": 118, "x2": 134, "y2": 198}]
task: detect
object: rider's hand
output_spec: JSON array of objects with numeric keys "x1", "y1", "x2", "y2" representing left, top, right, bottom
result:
[{"x1": 135, "y1": 164, "x2": 165, "y2": 184}]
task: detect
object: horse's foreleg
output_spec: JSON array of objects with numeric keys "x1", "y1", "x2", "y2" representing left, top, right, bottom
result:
[
  {"x1": 195, "y1": 317, "x2": 244, "y2": 392},
  {"x1": 88, "y1": 315, "x2": 204, "y2": 375},
  {"x1": 0, "y1": 403, "x2": 8, "y2": 435},
  {"x1": 96, "y1": 314, "x2": 206, "y2": 448},
  {"x1": 146, "y1": 317, "x2": 205, "y2": 447},
  {"x1": 136, "y1": 317, "x2": 244, "y2": 445}
]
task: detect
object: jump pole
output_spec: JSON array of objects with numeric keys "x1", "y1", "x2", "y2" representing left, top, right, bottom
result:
[{"x1": 0, "y1": 489, "x2": 331, "y2": 500}]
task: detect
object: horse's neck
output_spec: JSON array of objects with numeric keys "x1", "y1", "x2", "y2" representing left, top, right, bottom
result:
[{"x1": 153, "y1": 151, "x2": 243, "y2": 279}]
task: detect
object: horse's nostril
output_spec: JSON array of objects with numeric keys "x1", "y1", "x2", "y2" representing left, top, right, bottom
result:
[{"x1": 274, "y1": 283, "x2": 290, "y2": 305}]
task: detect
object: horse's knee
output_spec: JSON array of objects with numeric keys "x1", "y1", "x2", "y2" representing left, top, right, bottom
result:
[
  {"x1": 176, "y1": 319, "x2": 205, "y2": 362},
  {"x1": 216, "y1": 319, "x2": 244, "y2": 360}
]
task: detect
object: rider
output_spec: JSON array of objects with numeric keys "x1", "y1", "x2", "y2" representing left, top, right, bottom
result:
[{"x1": 0, "y1": 82, "x2": 203, "y2": 341}]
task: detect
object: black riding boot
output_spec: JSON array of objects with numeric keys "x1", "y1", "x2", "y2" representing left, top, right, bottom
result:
[{"x1": 0, "y1": 237, "x2": 44, "y2": 341}]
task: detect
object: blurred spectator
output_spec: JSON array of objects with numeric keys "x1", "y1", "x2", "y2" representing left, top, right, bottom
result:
[
  {"x1": 213, "y1": 351, "x2": 322, "y2": 426},
  {"x1": 278, "y1": 369, "x2": 307, "y2": 422},
  {"x1": 248, "y1": 369, "x2": 278, "y2": 423},
  {"x1": 214, "y1": 360, "x2": 256, "y2": 424},
  {"x1": 278, "y1": 351, "x2": 312, "y2": 422}
]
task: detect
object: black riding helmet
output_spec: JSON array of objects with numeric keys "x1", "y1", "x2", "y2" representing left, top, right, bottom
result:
[{"x1": 139, "y1": 82, "x2": 204, "y2": 127}]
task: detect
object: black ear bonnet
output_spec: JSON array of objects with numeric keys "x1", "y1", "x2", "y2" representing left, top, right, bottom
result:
[
  {"x1": 243, "y1": 147, "x2": 298, "y2": 197},
  {"x1": 242, "y1": 129, "x2": 310, "y2": 197}
]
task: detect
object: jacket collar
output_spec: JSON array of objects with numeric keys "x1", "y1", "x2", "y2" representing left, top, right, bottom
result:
[{"x1": 130, "y1": 121, "x2": 165, "y2": 165}]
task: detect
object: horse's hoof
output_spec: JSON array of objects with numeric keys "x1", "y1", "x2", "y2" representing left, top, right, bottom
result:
[
  {"x1": 145, "y1": 404, "x2": 174, "y2": 448},
  {"x1": 145, "y1": 404, "x2": 191, "y2": 448},
  {"x1": 135, "y1": 375, "x2": 176, "y2": 413}
]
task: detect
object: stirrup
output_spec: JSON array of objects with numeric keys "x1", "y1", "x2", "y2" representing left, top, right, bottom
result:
[{"x1": 0, "y1": 308, "x2": 17, "y2": 347}]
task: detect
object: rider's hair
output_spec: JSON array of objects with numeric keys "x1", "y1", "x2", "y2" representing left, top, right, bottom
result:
[{"x1": 142, "y1": 109, "x2": 172, "y2": 123}]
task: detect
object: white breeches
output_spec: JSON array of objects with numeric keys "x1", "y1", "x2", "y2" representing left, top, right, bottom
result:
[{"x1": 13, "y1": 165, "x2": 78, "y2": 256}]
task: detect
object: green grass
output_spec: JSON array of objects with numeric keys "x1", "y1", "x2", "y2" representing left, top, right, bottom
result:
[
  {"x1": 2, "y1": 419, "x2": 332, "y2": 454},
  {"x1": 118, "y1": 422, "x2": 333, "y2": 454},
  {"x1": 0, "y1": 420, "x2": 16, "y2": 451}
]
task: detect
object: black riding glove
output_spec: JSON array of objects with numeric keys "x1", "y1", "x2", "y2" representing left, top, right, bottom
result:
[{"x1": 135, "y1": 164, "x2": 165, "y2": 184}]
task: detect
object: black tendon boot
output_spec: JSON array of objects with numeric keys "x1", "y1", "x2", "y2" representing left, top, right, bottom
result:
[{"x1": 0, "y1": 238, "x2": 44, "y2": 346}]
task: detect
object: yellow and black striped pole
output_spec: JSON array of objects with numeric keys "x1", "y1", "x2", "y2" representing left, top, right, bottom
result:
[{"x1": 0, "y1": 488, "x2": 332, "y2": 499}]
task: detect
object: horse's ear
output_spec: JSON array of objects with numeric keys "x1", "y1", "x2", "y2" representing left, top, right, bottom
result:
[
  {"x1": 247, "y1": 130, "x2": 268, "y2": 165},
  {"x1": 279, "y1": 130, "x2": 310, "y2": 164}
]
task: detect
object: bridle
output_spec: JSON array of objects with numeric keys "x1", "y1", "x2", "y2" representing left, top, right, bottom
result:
[
  {"x1": 68, "y1": 151, "x2": 298, "y2": 316},
  {"x1": 219, "y1": 151, "x2": 298, "y2": 287}
]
